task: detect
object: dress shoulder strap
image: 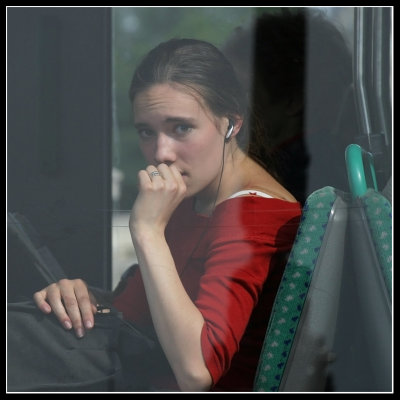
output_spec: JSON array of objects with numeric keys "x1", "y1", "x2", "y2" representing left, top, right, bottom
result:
[{"x1": 228, "y1": 190, "x2": 274, "y2": 199}]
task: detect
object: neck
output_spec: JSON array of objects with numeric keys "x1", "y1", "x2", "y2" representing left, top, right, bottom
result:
[{"x1": 194, "y1": 146, "x2": 248, "y2": 215}]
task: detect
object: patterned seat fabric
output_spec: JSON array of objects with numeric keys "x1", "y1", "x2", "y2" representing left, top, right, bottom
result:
[
  {"x1": 254, "y1": 186, "x2": 337, "y2": 392},
  {"x1": 361, "y1": 189, "x2": 392, "y2": 300}
]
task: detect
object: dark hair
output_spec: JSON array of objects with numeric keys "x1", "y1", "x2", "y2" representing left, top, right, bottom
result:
[
  {"x1": 130, "y1": 39, "x2": 245, "y2": 125},
  {"x1": 129, "y1": 38, "x2": 274, "y2": 174}
]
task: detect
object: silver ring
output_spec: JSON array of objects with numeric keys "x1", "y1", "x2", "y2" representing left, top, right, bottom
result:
[{"x1": 149, "y1": 171, "x2": 160, "y2": 178}]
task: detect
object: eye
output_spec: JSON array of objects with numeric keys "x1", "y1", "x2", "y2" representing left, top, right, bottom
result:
[
  {"x1": 136, "y1": 128, "x2": 155, "y2": 140},
  {"x1": 174, "y1": 124, "x2": 193, "y2": 136}
]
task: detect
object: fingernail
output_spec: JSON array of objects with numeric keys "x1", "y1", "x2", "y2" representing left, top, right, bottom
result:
[
  {"x1": 85, "y1": 320, "x2": 93, "y2": 329},
  {"x1": 64, "y1": 320, "x2": 72, "y2": 330},
  {"x1": 76, "y1": 328, "x2": 84, "y2": 338}
]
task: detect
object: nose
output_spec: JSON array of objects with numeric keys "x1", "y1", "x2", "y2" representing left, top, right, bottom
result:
[{"x1": 153, "y1": 132, "x2": 177, "y2": 165}]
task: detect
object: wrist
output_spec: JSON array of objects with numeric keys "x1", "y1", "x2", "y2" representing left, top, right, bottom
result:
[{"x1": 130, "y1": 223, "x2": 165, "y2": 247}]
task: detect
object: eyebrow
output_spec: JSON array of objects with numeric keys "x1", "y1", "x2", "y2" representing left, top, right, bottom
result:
[
  {"x1": 164, "y1": 117, "x2": 196, "y2": 124},
  {"x1": 134, "y1": 116, "x2": 197, "y2": 129},
  {"x1": 134, "y1": 122, "x2": 150, "y2": 130}
]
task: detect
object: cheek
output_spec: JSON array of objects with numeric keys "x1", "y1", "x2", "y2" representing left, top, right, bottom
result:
[
  {"x1": 187, "y1": 137, "x2": 224, "y2": 176},
  {"x1": 139, "y1": 142, "x2": 154, "y2": 163},
  {"x1": 199, "y1": 133, "x2": 224, "y2": 161},
  {"x1": 185, "y1": 141, "x2": 218, "y2": 166}
]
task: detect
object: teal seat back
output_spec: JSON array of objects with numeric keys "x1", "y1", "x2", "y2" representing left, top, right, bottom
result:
[
  {"x1": 327, "y1": 144, "x2": 392, "y2": 391},
  {"x1": 254, "y1": 186, "x2": 348, "y2": 392},
  {"x1": 360, "y1": 189, "x2": 392, "y2": 300},
  {"x1": 345, "y1": 143, "x2": 392, "y2": 299}
]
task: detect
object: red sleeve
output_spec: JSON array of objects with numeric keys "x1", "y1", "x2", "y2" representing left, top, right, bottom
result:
[{"x1": 195, "y1": 198, "x2": 301, "y2": 385}]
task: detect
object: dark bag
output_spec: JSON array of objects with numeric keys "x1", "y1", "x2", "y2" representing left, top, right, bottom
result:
[
  {"x1": 7, "y1": 300, "x2": 157, "y2": 392},
  {"x1": 7, "y1": 212, "x2": 170, "y2": 392}
]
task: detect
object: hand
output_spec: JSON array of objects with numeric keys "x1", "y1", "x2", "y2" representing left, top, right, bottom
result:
[
  {"x1": 130, "y1": 163, "x2": 187, "y2": 236},
  {"x1": 33, "y1": 279, "x2": 97, "y2": 338}
]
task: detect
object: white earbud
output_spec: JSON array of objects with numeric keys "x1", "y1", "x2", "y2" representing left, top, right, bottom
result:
[{"x1": 225, "y1": 121, "x2": 234, "y2": 142}]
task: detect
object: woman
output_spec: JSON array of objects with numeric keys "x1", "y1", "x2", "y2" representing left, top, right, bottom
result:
[{"x1": 29, "y1": 39, "x2": 301, "y2": 392}]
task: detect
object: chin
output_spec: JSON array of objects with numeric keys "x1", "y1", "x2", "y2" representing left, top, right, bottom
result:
[
  {"x1": 184, "y1": 187, "x2": 195, "y2": 198},
  {"x1": 183, "y1": 184, "x2": 198, "y2": 199}
]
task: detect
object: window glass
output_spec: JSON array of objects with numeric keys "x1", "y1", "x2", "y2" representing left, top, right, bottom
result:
[
  {"x1": 111, "y1": 7, "x2": 258, "y2": 287},
  {"x1": 111, "y1": 7, "x2": 360, "y2": 288}
]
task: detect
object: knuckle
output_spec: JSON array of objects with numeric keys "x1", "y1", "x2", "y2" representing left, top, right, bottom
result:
[
  {"x1": 48, "y1": 282, "x2": 58, "y2": 290},
  {"x1": 76, "y1": 292, "x2": 89, "y2": 304},
  {"x1": 63, "y1": 295, "x2": 78, "y2": 309},
  {"x1": 73, "y1": 278, "x2": 87, "y2": 288},
  {"x1": 177, "y1": 183, "x2": 186, "y2": 196},
  {"x1": 142, "y1": 181, "x2": 154, "y2": 191},
  {"x1": 153, "y1": 182, "x2": 165, "y2": 192},
  {"x1": 46, "y1": 282, "x2": 60, "y2": 295},
  {"x1": 167, "y1": 181, "x2": 178, "y2": 192},
  {"x1": 32, "y1": 291, "x2": 42, "y2": 301}
]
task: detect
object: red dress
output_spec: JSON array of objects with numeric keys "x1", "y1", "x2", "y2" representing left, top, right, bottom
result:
[{"x1": 112, "y1": 195, "x2": 301, "y2": 391}]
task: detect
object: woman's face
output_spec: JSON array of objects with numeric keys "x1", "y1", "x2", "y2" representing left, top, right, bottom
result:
[{"x1": 133, "y1": 83, "x2": 227, "y2": 198}]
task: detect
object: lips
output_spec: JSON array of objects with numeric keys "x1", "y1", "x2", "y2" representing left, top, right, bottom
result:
[{"x1": 181, "y1": 172, "x2": 189, "y2": 182}]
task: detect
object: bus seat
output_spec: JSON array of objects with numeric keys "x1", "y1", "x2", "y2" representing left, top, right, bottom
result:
[
  {"x1": 327, "y1": 144, "x2": 392, "y2": 391},
  {"x1": 253, "y1": 186, "x2": 348, "y2": 392},
  {"x1": 359, "y1": 189, "x2": 392, "y2": 300},
  {"x1": 345, "y1": 143, "x2": 392, "y2": 300}
]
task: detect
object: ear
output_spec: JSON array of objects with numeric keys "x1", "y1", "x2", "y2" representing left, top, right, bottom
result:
[{"x1": 227, "y1": 115, "x2": 244, "y2": 138}]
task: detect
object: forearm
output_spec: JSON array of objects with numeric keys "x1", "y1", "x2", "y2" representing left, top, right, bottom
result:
[{"x1": 132, "y1": 229, "x2": 212, "y2": 391}]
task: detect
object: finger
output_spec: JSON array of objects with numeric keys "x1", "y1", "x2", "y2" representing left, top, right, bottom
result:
[
  {"x1": 74, "y1": 281, "x2": 96, "y2": 330},
  {"x1": 149, "y1": 170, "x2": 161, "y2": 179},
  {"x1": 58, "y1": 280, "x2": 87, "y2": 337},
  {"x1": 137, "y1": 169, "x2": 152, "y2": 187},
  {"x1": 168, "y1": 164, "x2": 185, "y2": 185},
  {"x1": 43, "y1": 283, "x2": 75, "y2": 331},
  {"x1": 33, "y1": 289, "x2": 52, "y2": 314},
  {"x1": 146, "y1": 166, "x2": 162, "y2": 180},
  {"x1": 156, "y1": 163, "x2": 172, "y2": 180},
  {"x1": 157, "y1": 164, "x2": 180, "y2": 190},
  {"x1": 166, "y1": 164, "x2": 187, "y2": 195}
]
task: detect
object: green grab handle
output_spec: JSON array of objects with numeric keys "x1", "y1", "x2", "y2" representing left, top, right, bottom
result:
[{"x1": 345, "y1": 144, "x2": 378, "y2": 197}]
